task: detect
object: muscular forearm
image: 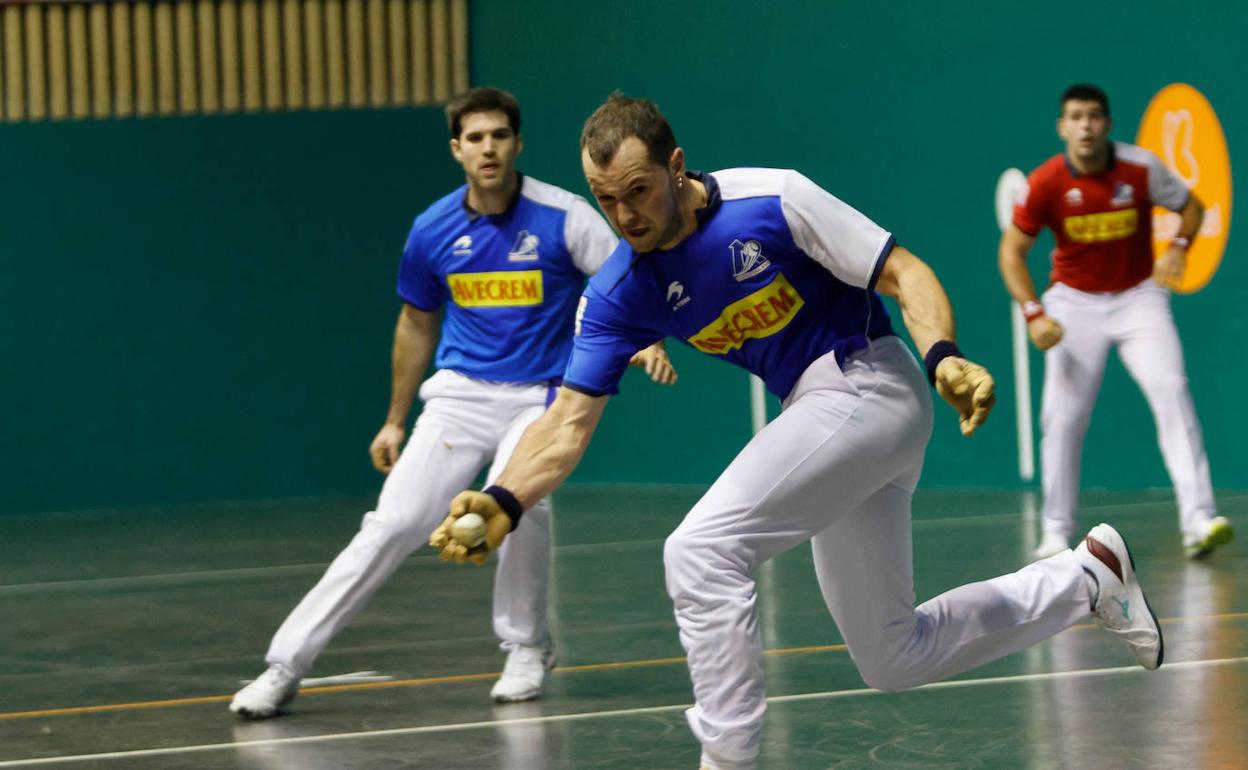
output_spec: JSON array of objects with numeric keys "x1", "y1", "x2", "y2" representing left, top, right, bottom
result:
[
  {"x1": 999, "y1": 245, "x2": 1040, "y2": 305},
  {"x1": 495, "y1": 390, "x2": 606, "y2": 510},
  {"x1": 882, "y1": 248, "x2": 956, "y2": 356},
  {"x1": 1177, "y1": 195, "x2": 1204, "y2": 241},
  {"x1": 384, "y1": 308, "x2": 437, "y2": 426}
]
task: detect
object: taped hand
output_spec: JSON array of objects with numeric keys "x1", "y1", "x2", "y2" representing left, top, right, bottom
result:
[
  {"x1": 429, "y1": 490, "x2": 513, "y2": 565},
  {"x1": 1027, "y1": 316, "x2": 1064, "y2": 351},
  {"x1": 934, "y1": 357, "x2": 996, "y2": 436}
]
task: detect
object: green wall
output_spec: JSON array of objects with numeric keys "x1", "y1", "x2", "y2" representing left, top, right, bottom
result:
[
  {"x1": 471, "y1": 0, "x2": 1248, "y2": 491},
  {"x1": 2, "y1": 109, "x2": 461, "y2": 514},
  {"x1": 5, "y1": 1, "x2": 1246, "y2": 516}
]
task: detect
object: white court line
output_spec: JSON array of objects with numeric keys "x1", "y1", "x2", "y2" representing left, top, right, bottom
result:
[
  {"x1": 6, "y1": 492, "x2": 1244, "y2": 593},
  {"x1": 2, "y1": 656, "x2": 1244, "y2": 767}
]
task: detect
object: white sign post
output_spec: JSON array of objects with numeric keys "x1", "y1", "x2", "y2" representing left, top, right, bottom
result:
[{"x1": 995, "y1": 168, "x2": 1035, "y2": 482}]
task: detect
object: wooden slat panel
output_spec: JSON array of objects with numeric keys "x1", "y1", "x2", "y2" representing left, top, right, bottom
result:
[
  {"x1": 282, "y1": 0, "x2": 304, "y2": 108},
  {"x1": 386, "y1": 0, "x2": 406, "y2": 105},
  {"x1": 261, "y1": 0, "x2": 282, "y2": 109},
  {"x1": 47, "y1": 4, "x2": 69, "y2": 120},
  {"x1": 133, "y1": 1, "x2": 155, "y2": 117},
  {"x1": 175, "y1": 0, "x2": 197, "y2": 113},
  {"x1": 366, "y1": 0, "x2": 386, "y2": 106},
  {"x1": 68, "y1": 4, "x2": 89, "y2": 118},
  {"x1": 324, "y1": 0, "x2": 345, "y2": 107},
  {"x1": 24, "y1": 4, "x2": 47, "y2": 121},
  {"x1": 154, "y1": 2, "x2": 176, "y2": 115},
  {"x1": 304, "y1": 0, "x2": 325, "y2": 108},
  {"x1": 449, "y1": 0, "x2": 466, "y2": 94},
  {"x1": 89, "y1": 1, "x2": 111, "y2": 117},
  {"x1": 240, "y1": 0, "x2": 262, "y2": 110},
  {"x1": 429, "y1": 0, "x2": 449, "y2": 102},
  {"x1": 197, "y1": 0, "x2": 219, "y2": 113},
  {"x1": 408, "y1": 0, "x2": 428, "y2": 105},
  {"x1": 112, "y1": 2, "x2": 134, "y2": 117},
  {"x1": 5, "y1": 4, "x2": 26, "y2": 121},
  {"x1": 219, "y1": 0, "x2": 242, "y2": 112},
  {"x1": 345, "y1": 0, "x2": 365, "y2": 107}
]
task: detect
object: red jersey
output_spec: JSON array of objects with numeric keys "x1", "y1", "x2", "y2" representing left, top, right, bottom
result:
[{"x1": 1013, "y1": 141, "x2": 1189, "y2": 292}]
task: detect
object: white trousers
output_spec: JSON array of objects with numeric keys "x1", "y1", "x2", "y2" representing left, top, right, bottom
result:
[
  {"x1": 1040, "y1": 279, "x2": 1216, "y2": 544},
  {"x1": 663, "y1": 337, "x2": 1092, "y2": 770},
  {"x1": 266, "y1": 370, "x2": 555, "y2": 676}
]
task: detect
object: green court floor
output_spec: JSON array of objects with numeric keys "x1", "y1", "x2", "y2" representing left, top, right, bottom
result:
[{"x1": 0, "y1": 487, "x2": 1244, "y2": 768}]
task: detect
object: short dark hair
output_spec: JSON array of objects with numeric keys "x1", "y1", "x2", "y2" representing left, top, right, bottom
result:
[
  {"x1": 1060, "y1": 83, "x2": 1110, "y2": 117},
  {"x1": 580, "y1": 92, "x2": 677, "y2": 168},
  {"x1": 445, "y1": 87, "x2": 521, "y2": 138}
]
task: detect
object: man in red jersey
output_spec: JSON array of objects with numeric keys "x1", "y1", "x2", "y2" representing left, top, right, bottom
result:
[{"x1": 999, "y1": 83, "x2": 1232, "y2": 560}]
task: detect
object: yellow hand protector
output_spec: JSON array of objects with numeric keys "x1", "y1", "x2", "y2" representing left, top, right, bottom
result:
[
  {"x1": 934, "y1": 357, "x2": 996, "y2": 436},
  {"x1": 430, "y1": 491, "x2": 514, "y2": 565}
]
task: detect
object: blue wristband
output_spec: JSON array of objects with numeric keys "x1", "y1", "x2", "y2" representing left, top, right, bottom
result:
[
  {"x1": 924, "y1": 340, "x2": 963, "y2": 386},
  {"x1": 483, "y1": 485, "x2": 524, "y2": 531}
]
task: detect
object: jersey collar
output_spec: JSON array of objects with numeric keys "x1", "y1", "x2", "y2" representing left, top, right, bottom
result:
[
  {"x1": 462, "y1": 172, "x2": 524, "y2": 221},
  {"x1": 687, "y1": 170, "x2": 722, "y2": 227},
  {"x1": 1064, "y1": 143, "x2": 1116, "y2": 178}
]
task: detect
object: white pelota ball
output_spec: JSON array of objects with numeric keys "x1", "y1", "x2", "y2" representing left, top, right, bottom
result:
[{"x1": 450, "y1": 512, "x2": 487, "y2": 548}]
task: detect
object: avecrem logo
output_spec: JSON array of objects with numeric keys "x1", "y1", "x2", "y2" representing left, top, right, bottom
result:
[
  {"x1": 448, "y1": 271, "x2": 544, "y2": 307},
  {"x1": 688, "y1": 273, "x2": 804, "y2": 354}
]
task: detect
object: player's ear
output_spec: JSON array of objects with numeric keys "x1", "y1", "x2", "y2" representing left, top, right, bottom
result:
[
  {"x1": 449, "y1": 137, "x2": 462, "y2": 163},
  {"x1": 515, "y1": 133, "x2": 524, "y2": 156},
  {"x1": 669, "y1": 147, "x2": 686, "y2": 179}
]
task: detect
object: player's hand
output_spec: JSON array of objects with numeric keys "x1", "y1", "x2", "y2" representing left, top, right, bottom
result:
[
  {"x1": 934, "y1": 357, "x2": 996, "y2": 436},
  {"x1": 1153, "y1": 246, "x2": 1186, "y2": 289},
  {"x1": 1027, "y1": 316, "x2": 1064, "y2": 351},
  {"x1": 629, "y1": 343, "x2": 678, "y2": 386},
  {"x1": 430, "y1": 491, "x2": 512, "y2": 565},
  {"x1": 369, "y1": 423, "x2": 406, "y2": 474}
]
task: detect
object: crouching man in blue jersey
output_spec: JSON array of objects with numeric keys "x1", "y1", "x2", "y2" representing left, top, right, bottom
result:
[
  {"x1": 432, "y1": 94, "x2": 1163, "y2": 770},
  {"x1": 230, "y1": 88, "x2": 676, "y2": 719}
]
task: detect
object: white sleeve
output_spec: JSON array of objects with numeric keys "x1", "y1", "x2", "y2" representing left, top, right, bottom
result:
[
  {"x1": 564, "y1": 197, "x2": 620, "y2": 276},
  {"x1": 779, "y1": 171, "x2": 894, "y2": 289},
  {"x1": 1145, "y1": 150, "x2": 1191, "y2": 212}
]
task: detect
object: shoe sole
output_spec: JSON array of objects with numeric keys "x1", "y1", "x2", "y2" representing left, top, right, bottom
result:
[{"x1": 1111, "y1": 526, "x2": 1165, "y2": 669}]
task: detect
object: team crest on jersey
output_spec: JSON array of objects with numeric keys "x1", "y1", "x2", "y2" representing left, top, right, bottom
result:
[
  {"x1": 1111, "y1": 182, "x2": 1135, "y2": 208},
  {"x1": 1064, "y1": 188, "x2": 1083, "y2": 207},
  {"x1": 452, "y1": 235, "x2": 473, "y2": 255},
  {"x1": 729, "y1": 239, "x2": 771, "y2": 281},
  {"x1": 667, "y1": 281, "x2": 691, "y2": 311},
  {"x1": 508, "y1": 230, "x2": 541, "y2": 262}
]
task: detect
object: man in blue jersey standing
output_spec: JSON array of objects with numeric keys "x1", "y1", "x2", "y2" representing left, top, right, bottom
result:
[
  {"x1": 433, "y1": 94, "x2": 1165, "y2": 769},
  {"x1": 231, "y1": 88, "x2": 675, "y2": 718}
]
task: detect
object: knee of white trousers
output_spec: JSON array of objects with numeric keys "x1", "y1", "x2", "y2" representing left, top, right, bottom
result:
[
  {"x1": 848, "y1": 621, "x2": 927, "y2": 693},
  {"x1": 663, "y1": 528, "x2": 749, "y2": 604},
  {"x1": 358, "y1": 508, "x2": 435, "y2": 552}
]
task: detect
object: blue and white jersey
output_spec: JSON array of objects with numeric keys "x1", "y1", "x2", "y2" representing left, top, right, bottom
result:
[
  {"x1": 398, "y1": 174, "x2": 617, "y2": 382},
  {"x1": 565, "y1": 168, "x2": 896, "y2": 399}
]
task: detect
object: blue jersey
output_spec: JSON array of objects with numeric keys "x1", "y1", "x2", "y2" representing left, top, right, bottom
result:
[
  {"x1": 565, "y1": 168, "x2": 896, "y2": 399},
  {"x1": 398, "y1": 174, "x2": 617, "y2": 382}
]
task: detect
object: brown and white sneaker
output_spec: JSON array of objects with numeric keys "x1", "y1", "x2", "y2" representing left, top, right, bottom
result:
[{"x1": 1074, "y1": 523, "x2": 1163, "y2": 670}]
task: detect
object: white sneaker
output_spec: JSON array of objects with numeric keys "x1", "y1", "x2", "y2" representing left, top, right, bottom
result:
[
  {"x1": 230, "y1": 663, "x2": 301, "y2": 719},
  {"x1": 1032, "y1": 530, "x2": 1070, "y2": 560},
  {"x1": 1074, "y1": 523, "x2": 1163, "y2": 670},
  {"x1": 490, "y1": 644, "x2": 555, "y2": 703},
  {"x1": 1185, "y1": 516, "x2": 1234, "y2": 560}
]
